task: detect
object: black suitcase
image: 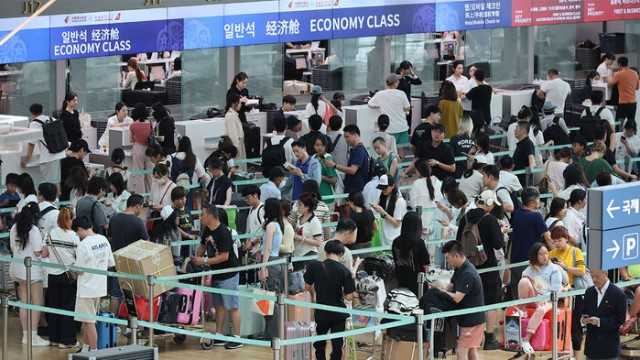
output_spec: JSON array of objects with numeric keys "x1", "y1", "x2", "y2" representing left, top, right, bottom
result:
[{"x1": 243, "y1": 123, "x2": 261, "y2": 159}]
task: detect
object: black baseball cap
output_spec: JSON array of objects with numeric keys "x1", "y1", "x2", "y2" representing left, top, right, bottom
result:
[{"x1": 69, "y1": 139, "x2": 91, "y2": 153}]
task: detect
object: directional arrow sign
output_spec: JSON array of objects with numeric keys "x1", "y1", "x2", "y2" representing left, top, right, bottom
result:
[
  {"x1": 588, "y1": 182, "x2": 640, "y2": 231},
  {"x1": 589, "y1": 226, "x2": 640, "y2": 270}
]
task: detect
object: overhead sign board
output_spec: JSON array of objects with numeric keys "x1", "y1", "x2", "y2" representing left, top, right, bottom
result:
[{"x1": 588, "y1": 182, "x2": 640, "y2": 231}]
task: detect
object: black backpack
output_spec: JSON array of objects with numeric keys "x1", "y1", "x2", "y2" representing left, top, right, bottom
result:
[
  {"x1": 33, "y1": 117, "x2": 68, "y2": 153},
  {"x1": 579, "y1": 107, "x2": 606, "y2": 142},
  {"x1": 329, "y1": 134, "x2": 342, "y2": 154},
  {"x1": 261, "y1": 136, "x2": 290, "y2": 173},
  {"x1": 495, "y1": 187, "x2": 522, "y2": 219}
]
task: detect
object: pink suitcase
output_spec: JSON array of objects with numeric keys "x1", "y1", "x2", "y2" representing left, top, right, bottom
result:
[
  {"x1": 284, "y1": 321, "x2": 315, "y2": 360},
  {"x1": 521, "y1": 318, "x2": 550, "y2": 351},
  {"x1": 176, "y1": 288, "x2": 203, "y2": 325}
]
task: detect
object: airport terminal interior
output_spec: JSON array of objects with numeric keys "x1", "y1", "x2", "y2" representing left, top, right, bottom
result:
[{"x1": 4, "y1": 0, "x2": 640, "y2": 359}]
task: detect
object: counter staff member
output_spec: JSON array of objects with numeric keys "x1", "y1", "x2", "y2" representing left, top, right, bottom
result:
[
  {"x1": 396, "y1": 60, "x2": 422, "y2": 129},
  {"x1": 226, "y1": 72, "x2": 250, "y2": 123}
]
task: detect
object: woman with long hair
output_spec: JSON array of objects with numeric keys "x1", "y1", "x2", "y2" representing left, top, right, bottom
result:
[
  {"x1": 545, "y1": 197, "x2": 568, "y2": 230},
  {"x1": 122, "y1": 57, "x2": 147, "y2": 90},
  {"x1": 438, "y1": 80, "x2": 463, "y2": 138},
  {"x1": 10, "y1": 202, "x2": 49, "y2": 346},
  {"x1": 578, "y1": 140, "x2": 615, "y2": 183},
  {"x1": 289, "y1": 180, "x2": 331, "y2": 239},
  {"x1": 171, "y1": 136, "x2": 207, "y2": 187},
  {"x1": 129, "y1": 103, "x2": 153, "y2": 194},
  {"x1": 61, "y1": 92, "x2": 82, "y2": 143},
  {"x1": 152, "y1": 102, "x2": 176, "y2": 155},
  {"x1": 226, "y1": 72, "x2": 249, "y2": 123},
  {"x1": 372, "y1": 175, "x2": 407, "y2": 246},
  {"x1": 555, "y1": 163, "x2": 589, "y2": 201},
  {"x1": 292, "y1": 192, "x2": 323, "y2": 258},
  {"x1": 346, "y1": 192, "x2": 376, "y2": 250},
  {"x1": 409, "y1": 159, "x2": 443, "y2": 244},
  {"x1": 392, "y1": 212, "x2": 429, "y2": 295},
  {"x1": 258, "y1": 198, "x2": 284, "y2": 338},
  {"x1": 108, "y1": 173, "x2": 130, "y2": 213},
  {"x1": 225, "y1": 94, "x2": 247, "y2": 163},
  {"x1": 16, "y1": 173, "x2": 38, "y2": 212},
  {"x1": 45, "y1": 207, "x2": 80, "y2": 348}
]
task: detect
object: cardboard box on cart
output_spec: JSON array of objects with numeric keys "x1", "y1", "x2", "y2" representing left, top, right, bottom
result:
[{"x1": 114, "y1": 240, "x2": 177, "y2": 298}]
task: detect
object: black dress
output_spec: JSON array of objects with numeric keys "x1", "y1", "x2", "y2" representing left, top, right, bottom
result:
[{"x1": 61, "y1": 110, "x2": 82, "y2": 143}]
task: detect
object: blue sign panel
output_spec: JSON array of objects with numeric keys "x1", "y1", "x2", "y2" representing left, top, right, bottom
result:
[
  {"x1": 589, "y1": 225, "x2": 640, "y2": 270},
  {"x1": 0, "y1": 28, "x2": 50, "y2": 63},
  {"x1": 436, "y1": 0, "x2": 511, "y2": 31},
  {"x1": 587, "y1": 182, "x2": 640, "y2": 231}
]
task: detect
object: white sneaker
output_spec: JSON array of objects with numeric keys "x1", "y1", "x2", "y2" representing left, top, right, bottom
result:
[
  {"x1": 521, "y1": 340, "x2": 534, "y2": 354},
  {"x1": 79, "y1": 345, "x2": 90, "y2": 353},
  {"x1": 31, "y1": 335, "x2": 50, "y2": 347}
]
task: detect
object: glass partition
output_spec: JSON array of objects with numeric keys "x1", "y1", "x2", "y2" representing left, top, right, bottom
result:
[
  {"x1": 390, "y1": 33, "x2": 441, "y2": 95},
  {"x1": 68, "y1": 56, "x2": 122, "y2": 117},
  {"x1": 533, "y1": 24, "x2": 578, "y2": 80},
  {"x1": 239, "y1": 44, "x2": 283, "y2": 104},
  {"x1": 0, "y1": 61, "x2": 55, "y2": 115},
  {"x1": 181, "y1": 48, "x2": 228, "y2": 117},
  {"x1": 330, "y1": 36, "x2": 385, "y2": 98}
]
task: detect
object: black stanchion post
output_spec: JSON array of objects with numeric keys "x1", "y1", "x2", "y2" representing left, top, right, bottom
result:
[
  {"x1": 417, "y1": 272, "x2": 425, "y2": 300},
  {"x1": 272, "y1": 337, "x2": 281, "y2": 360},
  {"x1": 551, "y1": 291, "x2": 558, "y2": 360},
  {"x1": 2, "y1": 294, "x2": 8, "y2": 360},
  {"x1": 147, "y1": 275, "x2": 155, "y2": 347},
  {"x1": 416, "y1": 309, "x2": 425, "y2": 360},
  {"x1": 24, "y1": 257, "x2": 32, "y2": 360},
  {"x1": 129, "y1": 316, "x2": 138, "y2": 345}
]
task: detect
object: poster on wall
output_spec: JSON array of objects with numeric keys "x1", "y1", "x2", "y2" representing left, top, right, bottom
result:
[
  {"x1": 0, "y1": 17, "x2": 50, "y2": 64},
  {"x1": 512, "y1": 0, "x2": 583, "y2": 26},
  {"x1": 583, "y1": 0, "x2": 640, "y2": 22},
  {"x1": 48, "y1": 9, "x2": 183, "y2": 60}
]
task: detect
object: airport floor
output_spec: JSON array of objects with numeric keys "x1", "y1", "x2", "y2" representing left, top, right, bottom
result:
[{"x1": 4, "y1": 312, "x2": 622, "y2": 360}]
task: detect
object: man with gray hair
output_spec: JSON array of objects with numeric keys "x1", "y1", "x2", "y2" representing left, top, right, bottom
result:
[{"x1": 368, "y1": 73, "x2": 412, "y2": 146}]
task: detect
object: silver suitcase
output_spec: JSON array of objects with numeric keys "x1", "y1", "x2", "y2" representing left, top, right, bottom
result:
[{"x1": 68, "y1": 345, "x2": 158, "y2": 360}]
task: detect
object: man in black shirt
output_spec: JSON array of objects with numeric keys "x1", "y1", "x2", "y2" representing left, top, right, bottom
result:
[
  {"x1": 193, "y1": 205, "x2": 242, "y2": 349},
  {"x1": 464, "y1": 69, "x2": 493, "y2": 134},
  {"x1": 60, "y1": 139, "x2": 90, "y2": 201},
  {"x1": 397, "y1": 61, "x2": 422, "y2": 128},
  {"x1": 411, "y1": 105, "x2": 441, "y2": 157},
  {"x1": 421, "y1": 124, "x2": 455, "y2": 181},
  {"x1": 304, "y1": 240, "x2": 356, "y2": 360},
  {"x1": 513, "y1": 121, "x2": 536, "y2": 186},
  {"x1": 455, "y1": 191, "x2": 504, "y2": 350},
  {"x1": 206, "y1": 158, "x2": 232, "y2": 206},
  {"x1": 438, "y1": 241, "x2": 485, "y2": 359}
]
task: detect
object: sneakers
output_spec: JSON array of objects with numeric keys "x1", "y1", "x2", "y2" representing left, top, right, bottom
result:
[
  {"x1": 483, "y1": 336, "x2": 501, "y2": 351},
  {"x1": 58, "y1": 342, "x2": 80, "y2": 349},
  {"x1": 224, "y1": 337, "x2": 244, "y2": 350},
  {"x1": 521, "y1": 340, "x2": 534, "y2": 354},
  {"x1": 212, "y1": 339, "x2": 227, "y2": 347},
  {"x1": 22, "y1": 331, "x2": 50, "y2": 346}
]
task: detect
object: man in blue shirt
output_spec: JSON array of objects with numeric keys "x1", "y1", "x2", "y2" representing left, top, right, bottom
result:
[
  {"x1": 508, "y1": 187, "x2": 551, "y2": 296},
  {"x1": 325, "y1": 125, "x2": 369, "y2": 194},
  {"x1": 289, "y1": 141, "x2": 321, "y2": 201},
  {"x1": 260, "y1": 166, "x2": 286, "y2": 202}
]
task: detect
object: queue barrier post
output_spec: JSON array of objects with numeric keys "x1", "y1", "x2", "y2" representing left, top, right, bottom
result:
[
  {"x1": 2, "y1": 294, "x2": 8, "y2": 360},
  {"x1": 428, "y1": 318, "x2": 435, "y2": 360},
  {"x1": 277, "y1": 292, "x2": 286, "y2": 359},
  {"x1": 129, "y1": 316, "x2": 138, "y2": 345},
  {"x1": 417, "y1": 272, "x2": 425, "y2": 300},
  {"x1": 147, "y1": 275, "x2": 155, "y2": 347},
  {"x1": 24, "y1": 257, "x2": 32, "y2": 360},
  {"x1": 272, "y1": 337, "x2": 281, "y2": 360},
  {"x1": 551, "y1": 291, "x2": 558, "y2": 360},
  {"x1": 415, "y1": 309, "x2": 425, "y2": 360},
  {"x1": 282, "y1": 256, "x2": 290, "y2": 322}
]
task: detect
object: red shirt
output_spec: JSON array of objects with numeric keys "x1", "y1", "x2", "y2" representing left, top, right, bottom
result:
[{"x1": 129, "y1": 122, "x2": 152, "y2": 145}]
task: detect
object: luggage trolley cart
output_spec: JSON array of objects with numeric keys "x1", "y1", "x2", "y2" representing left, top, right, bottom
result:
[{"x1": 119, "y1": 277, "x2": 215, "y2": 350}]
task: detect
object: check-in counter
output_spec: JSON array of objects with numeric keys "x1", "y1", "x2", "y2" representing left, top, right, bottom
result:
[
  {"x1": 592, "y1": 81, "x2": 611, "y2": 101},
  {"x1": 495, "y1": 88, "x2": 535, "y2": 120}
]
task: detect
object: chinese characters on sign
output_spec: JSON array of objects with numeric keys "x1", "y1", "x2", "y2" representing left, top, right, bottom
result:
[
  {"x1": 265, "y1": 19, "x2": 301, "y2": 36},
  {"x1": 464, "y1": 2, "x2": 502, "y2": 26}
]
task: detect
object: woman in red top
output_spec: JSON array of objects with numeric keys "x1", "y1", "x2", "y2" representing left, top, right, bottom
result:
[{"x1": 129, "y1": 103, "x2": 153, "y2": 194}]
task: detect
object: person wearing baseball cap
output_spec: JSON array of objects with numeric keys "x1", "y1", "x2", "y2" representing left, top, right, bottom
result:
[
  {"x1": 368, "y1": 73, "x2": 412, "y2": 147},
  {"x1": 371, "y1": 174, "x2": 407, "y2": 246},
  {"x1": 455, "y1": 189, "x2": 505, "y2": 350},
  {"x1": 60, "y1": 139, "x2": 91, "y2": 201}
]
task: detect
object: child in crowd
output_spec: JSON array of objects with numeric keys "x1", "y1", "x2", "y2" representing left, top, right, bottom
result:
[
  {"x1": 170, "y1": 186, "x2": 197, "y2": 258},
  {"x1": 0, "y1": 173, "x2": 20, "y2": 234}
]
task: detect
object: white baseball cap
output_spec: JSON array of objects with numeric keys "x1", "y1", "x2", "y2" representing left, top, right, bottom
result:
[{"x1": 476, "y1": 190, "x2": 501, "y2": 207}]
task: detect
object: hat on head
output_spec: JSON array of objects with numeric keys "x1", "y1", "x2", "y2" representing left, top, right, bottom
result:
[
  {"x1": 160, "y1": 205, "x2": 175, "y2": 221},
  {"x1": 476, "y1": 190, "x2": 501, "y2": 207},
  {"x1": 69, "y1": 139, "x2": 91, "y2": 153},
  {"x1": 376, "y1": 174, "x2": 396, "y2": 190},
  {"x1": 311, "y1": 85, "x2": 323, "y2": 95},
  {"x1": 385, "y1": 73, "x2": 400, "y2": 85}
]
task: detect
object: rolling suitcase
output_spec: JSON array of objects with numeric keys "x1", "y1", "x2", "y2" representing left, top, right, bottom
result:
[
  {"x1": 175, "y1": 288, "x2": 202, "y2": 325},
  {"x1": 96, "y1": 312, "x2": 117, "y2": 349},
  {"x1": 284, "y1": 321, "x2": 315, "y2": 360}
]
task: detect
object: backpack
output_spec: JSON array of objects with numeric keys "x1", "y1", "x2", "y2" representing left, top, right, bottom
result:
[
  {"x1": 170, "y1": 155, "x2": 195, "y2": 188},
  {"x1": 385, "y1": 288, "x2": 419, "y2": 315},
  {"x1": 579, "y1": 107, "x2": 607, "y2": 142},
  {"x1": 460, "y1": 213, "x2": 489, "y2": 267},
  {"x1": 496, "y1": 186, "x2": 522, "y2": 216},
  {"x1": 329, "y1": 134, "x2": 342, "y2": 154},
  {"x1": 261, "y1": 136, "x2": 290, "y2": 171},
  {"x1": 33, "y1": 117, "x2": 68, "y2": 154}
]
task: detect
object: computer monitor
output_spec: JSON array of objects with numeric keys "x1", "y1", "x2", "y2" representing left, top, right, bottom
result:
[{"x1": 294, "y1": 55, "x2": 308, "y2": 70}]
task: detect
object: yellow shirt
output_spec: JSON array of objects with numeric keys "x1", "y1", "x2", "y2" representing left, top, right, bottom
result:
[
  {"x1": 550, "y1": 245, "x2": 585, "y2": 286},
  {"x1": 438, "y1": 99, "x2": 463, "y2": 139}
]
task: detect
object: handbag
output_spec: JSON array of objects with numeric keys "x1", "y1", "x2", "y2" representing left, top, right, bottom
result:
[
  {"x1": 147, "y1": 122, "x2": 160, "y2": 148},
  {"x1": 572, "y1": 247, "x2": 593, "y2": 289},
  {"x1": 46, "y1": 234, "x2": 77, "y2": 284},
  {"x1": 250, "y1": 287, "x2": 275, "y2": 316},
  {"x1": 287, "y1": 270, "x2": 305, "y2": 295}
]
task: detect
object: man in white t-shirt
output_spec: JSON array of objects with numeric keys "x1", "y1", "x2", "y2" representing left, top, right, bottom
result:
[
  {"x1": 581, "y1": 90, "x2": 615, "y2": 129},
  {"x1": 37, "y1": 182, "x2": 60, "y2": 237},
  {"x1": 482, "y1": 165, "x2": 516, "y2": 215},
  {"x1": 242, "y1": 185, "x2": 265, "y2": 251},
  {"x1": 73, "y1": 216, "x2": 115, "y2": 352},
  {"x1": 21, "y1": 103, "x2": 63, "y2": 183},
  {"x1": 368, "y1": 74, "x2": 411, "y2": 145},
  {"x1": 537, "y1": 69, "x2": 571, "y2": 114},
  {"x1": 596, "y1": 54, "x2": 616, "y2": 81}
]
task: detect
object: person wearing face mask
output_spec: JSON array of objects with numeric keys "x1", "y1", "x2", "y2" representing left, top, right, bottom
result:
[
  {"x1": 150, "y1": 164, "x2": 176, "y2": 210},
  {"x1": 98, "y1": 102, "x2": 133, "y2": 151}
]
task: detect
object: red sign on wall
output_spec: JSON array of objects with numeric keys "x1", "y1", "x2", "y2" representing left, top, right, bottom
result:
[
  {"x1": 513, "y1": 0, "x2": 583, "y2": 26},
  {"x1": 583, "y1": 0, "x2": 640, "y2": 22}
]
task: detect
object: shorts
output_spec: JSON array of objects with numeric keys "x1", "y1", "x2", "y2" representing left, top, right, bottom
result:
[
  {"x1": 457, "y1": 324, "x2": 484, "y2": 349},
  {"x1": 74, "y1": 297, "x2": 99, "y2": 323},
  {"x1": 392, "y1": 131, "x2": 410, "y2": 146},
  {"x1": 108, "y1": 276, "x2": 123, "y2": 300},
  {"x1": 480, "y1": 270, "x2": 501, "y2": 305},
  {"x1": 211, "y1": 274, "x2": 240, "y2": 310}
]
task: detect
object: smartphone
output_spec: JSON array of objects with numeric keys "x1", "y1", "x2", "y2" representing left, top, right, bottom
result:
[{"x1": 284, "y1": 162, "x2": 294, "y2": 169}]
